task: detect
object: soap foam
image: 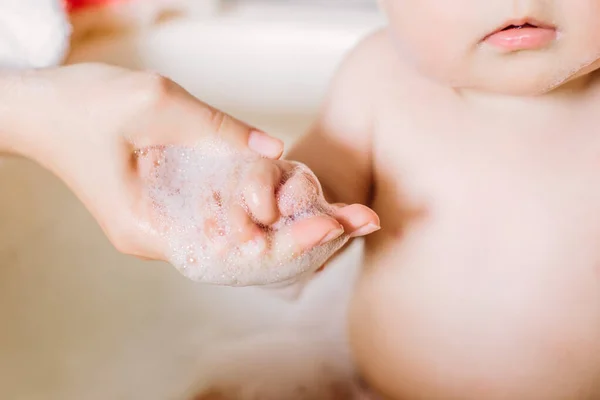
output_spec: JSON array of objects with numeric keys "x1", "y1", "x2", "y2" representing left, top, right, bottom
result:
[{"x1": 139, "y1": 139, "x2": 348, "y2": 287}]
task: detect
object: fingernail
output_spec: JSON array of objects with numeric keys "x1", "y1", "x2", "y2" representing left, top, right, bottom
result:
[
  {"x1": 350, "y1": 223, "x2": 381, "y2": 238},
  {"x1": 248, "y1": 130, "x2": 284, "y2": 158},
  {"x1": 318, "y1": 226, "x2": 345, "y2": 246}
]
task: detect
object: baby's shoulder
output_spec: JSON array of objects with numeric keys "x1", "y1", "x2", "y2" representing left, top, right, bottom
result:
[
  {"x1": 322, "y1": 28, "x2": 444, "y2": 148},
  {"x1": 316, "y1": 29, "x2": 401, "y2": 139},
  {"x1": 332, "y1": 28, "x2": 403, "y2": 94},
  {"x1": 331, "y1": 29, "x2": 433, "y2": 112}
]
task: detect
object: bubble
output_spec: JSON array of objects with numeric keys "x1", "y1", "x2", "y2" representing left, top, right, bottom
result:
[{"x1": 139, "y1": 138, "x2": 348, "y2": 287}]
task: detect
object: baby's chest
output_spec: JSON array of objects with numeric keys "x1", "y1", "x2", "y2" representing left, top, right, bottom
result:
[{"x1": 368, "y1": 108, "x2": 600, "y2": 272}]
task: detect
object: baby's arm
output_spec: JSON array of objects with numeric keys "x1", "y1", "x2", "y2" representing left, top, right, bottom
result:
[{"x1": 287, "y1": 33, "x2": 378, "y2": 209}]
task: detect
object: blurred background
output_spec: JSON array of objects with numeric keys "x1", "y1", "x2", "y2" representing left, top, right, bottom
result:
[{"x1": 220, "y1": 0, "x2": 376, "y2": 9}]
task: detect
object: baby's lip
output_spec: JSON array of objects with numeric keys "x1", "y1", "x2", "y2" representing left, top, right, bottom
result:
[{"x1": 482, "y1": 17, "x2": 556, "y2": 41}]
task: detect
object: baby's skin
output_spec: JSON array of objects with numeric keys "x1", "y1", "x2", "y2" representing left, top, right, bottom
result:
[
  {"x1": 197, "y1": 0, "x2": 600, "y2": 399},
  {"x1": 325, "y1": 1, "x2": 600, "y2": 398}
]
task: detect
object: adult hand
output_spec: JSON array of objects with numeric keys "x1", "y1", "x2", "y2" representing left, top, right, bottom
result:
[{"x1": 0, "y1": 63, "x2": 284, "y2": 260}]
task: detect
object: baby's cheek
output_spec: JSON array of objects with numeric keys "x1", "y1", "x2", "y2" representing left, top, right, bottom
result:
[{"x1": 348, "y1": 266, "x2": 600, "y2": 400}]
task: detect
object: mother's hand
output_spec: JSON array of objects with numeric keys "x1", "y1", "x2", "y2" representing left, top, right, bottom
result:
[{"x1": 0, "y1": 63, "x2": 284, "y2": 260}]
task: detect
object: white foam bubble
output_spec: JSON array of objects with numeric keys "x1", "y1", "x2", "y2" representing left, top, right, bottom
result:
[{"x1": 139, "y1": 138, "x2": 348, "y2": 287}]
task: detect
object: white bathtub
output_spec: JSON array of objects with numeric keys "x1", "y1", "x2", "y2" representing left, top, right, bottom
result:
[{"x1": 0, "y1": 6, "x2": 383, "y2": 399}]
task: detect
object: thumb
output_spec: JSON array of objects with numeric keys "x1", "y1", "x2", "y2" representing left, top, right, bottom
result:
[
  {"x1": 331, "y1": 203, "x2": 381, "y2": 238},
  {"x1": 128, "y1": 81, "x2": 284, "y2": 159}
]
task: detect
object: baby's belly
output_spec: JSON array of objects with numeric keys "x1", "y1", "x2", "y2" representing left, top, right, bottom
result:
[
  {"x1": 350, "y1": 196, "x2": 600, "y2": 399},
  {"x1": 363, "y1": 194, "x2": 600, "y2": 310},
  {"x1": 363, "y1": 186, "x2": 600, "y2": 329}
]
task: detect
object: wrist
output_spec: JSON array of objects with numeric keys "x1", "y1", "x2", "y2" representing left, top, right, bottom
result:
[
  {"x1": 0, "y1": 69, "x2": 57, "y2": 159},
  {"x1": 0, "y1": 71, "x2": 32, "y2": 156}
]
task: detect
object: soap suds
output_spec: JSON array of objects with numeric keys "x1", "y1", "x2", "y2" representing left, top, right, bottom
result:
[{"x1": 138, "y1": 139, "x2": 348, "y2": 286}]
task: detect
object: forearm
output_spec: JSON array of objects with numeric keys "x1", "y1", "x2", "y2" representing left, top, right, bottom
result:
[
  {"x1": 0, "y1": 67, "x2": 70, "y2": 163},
  {"x1": 0, "y1": 70, "x2": 38, "y2": 157},
  {"x1": 286, "y1": 51, "x2": 375, "y2": 206}
]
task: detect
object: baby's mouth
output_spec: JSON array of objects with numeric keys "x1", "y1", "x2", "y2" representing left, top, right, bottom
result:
[
  {"x1": 483, "y1": 19, "x2": 557, "y2": 51},
  {"x1": 500, "y1": 22, "x2": 538, "y2": 31}
]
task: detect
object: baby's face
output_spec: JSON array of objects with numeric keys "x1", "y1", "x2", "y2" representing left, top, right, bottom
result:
[{"x1": 380, "y1": 0, "x2": 600, "y2": 95}]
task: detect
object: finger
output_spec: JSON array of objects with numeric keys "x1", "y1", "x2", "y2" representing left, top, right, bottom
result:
[
  {"x1": 332, "y1": 203, "x2": 381, "y2": 238},
  {"x1": 203, "y1": 105, "x2": 283, "y2": 158},
  {"x1": 198, "y1": 200, "x2": 268, "y2": 258},
  {"x1": 272, "y1": 215, "x2": 344, "y2": 256},
  {"x1": 132, "y1": 90, "x2": 284, "y2": 159},
  {"x1": 241, "y1": 159, "x2": 282, "y2": 225},
  {"x1": 228, "y1": 204, "x2": 266, "y2": 250},
  {"x1": 276, "y1": 167, "x2": 322, "y2": 217},
  {"x1": 247, "y1": 130, "x2": 284, "y2": 159}
]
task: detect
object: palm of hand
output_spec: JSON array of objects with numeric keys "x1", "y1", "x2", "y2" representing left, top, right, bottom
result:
[{"x1": 138, "y1": 140, "x2": 357, "y2": 287}]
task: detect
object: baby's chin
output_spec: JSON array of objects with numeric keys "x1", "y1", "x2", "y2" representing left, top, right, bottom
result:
[
  {"x1": 462, "y1": 70, "x2": 593, "y2": 97},
  {"x1": 348, "y1": 270, "x2": 600, "y2": 400},
  {"x1": 416, "y1": 53, "x2": 600, "y2": 97},
  {"x1": 451, "y1": 67, "x2": 584, "y2": 97}
]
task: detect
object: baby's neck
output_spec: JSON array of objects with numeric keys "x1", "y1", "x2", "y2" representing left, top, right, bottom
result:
[{"x1": 457, "y1": 70, "x2": 600, "y2": 113}]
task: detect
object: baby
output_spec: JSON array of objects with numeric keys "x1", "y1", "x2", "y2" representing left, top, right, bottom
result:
[
  {"x1": 5, "y1": 0, "x2": 600, "y2": 398},
  {"x1": 190, "y1": 0, "x2": 600, "y2": 399}
]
